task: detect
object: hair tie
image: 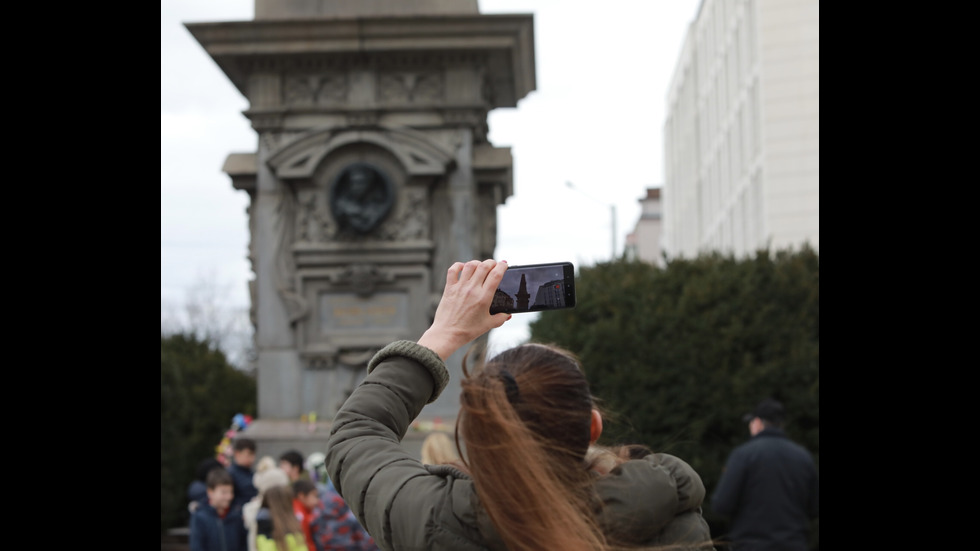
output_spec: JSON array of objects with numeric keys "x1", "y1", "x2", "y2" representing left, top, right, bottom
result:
[{"x1": 497, "y1": 370, "x2": 521, "y2": 405}]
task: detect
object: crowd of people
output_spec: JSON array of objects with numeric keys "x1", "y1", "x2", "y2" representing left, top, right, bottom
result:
[
  {"x1": 188, "y1": 441, "x2": 379, "y2": 551},
  {"x1": 188, "y1": 259, "x2": 818, "y2": 551}
]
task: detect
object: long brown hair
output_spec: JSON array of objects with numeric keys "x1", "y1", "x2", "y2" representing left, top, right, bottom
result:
[
  {"x1": 458, "y1": 342, "x2": 605, "y2": 551},
  {"x1": 261, "y1": 485, "x2": 304, "y2": 551}
]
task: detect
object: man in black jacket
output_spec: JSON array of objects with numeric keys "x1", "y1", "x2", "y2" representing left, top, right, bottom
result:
[{"x1": 711, "y1": 398, "x2": 818, "y2": 551}]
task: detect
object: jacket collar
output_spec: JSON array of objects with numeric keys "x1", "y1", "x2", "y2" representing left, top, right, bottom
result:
[{"x1": 754, "y1": 426, "x2": 787, "y2": 439}]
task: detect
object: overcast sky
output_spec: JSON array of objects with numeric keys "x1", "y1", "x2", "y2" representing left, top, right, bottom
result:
[{"x1": 161, "y1": 0, "x2": 701, "y2": 354}]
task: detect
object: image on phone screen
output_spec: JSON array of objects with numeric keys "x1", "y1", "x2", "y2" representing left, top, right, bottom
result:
[{"x1": 489, "y1": 262, "x2": 576, "y2": 315}]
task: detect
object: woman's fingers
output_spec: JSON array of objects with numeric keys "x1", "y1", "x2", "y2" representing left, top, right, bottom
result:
[
  {"x1": 450, "y1": 260, "x2": 500, "y2": 289},
  {"x1": 446, "y1": 262, "x2": 465, "y2": 288},
  {"x1": 489, "y1": 311, "x2": 511, "y2": 329},
  {"x1": 464, "y1": 259, "x2": 495, "y2": 292},
  {"x1": 484, "y1": 260, "x2": 507, "y2": 291},
  {"x1": 458, "y1": 259, "x2": 482, "y2": 283},
  {"x1": 442, "y1": 259, "x2": 508, "y2": 311}
]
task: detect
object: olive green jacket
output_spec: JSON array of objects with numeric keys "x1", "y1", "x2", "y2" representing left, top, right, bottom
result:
[{"x1": 326, "y1": 341, "x2": 714, "y2": 551}]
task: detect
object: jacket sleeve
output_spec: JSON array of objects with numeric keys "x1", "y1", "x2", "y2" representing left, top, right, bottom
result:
[
  {"x1": 325, "y1": 340, "x2": 468, "y2": 551},
  {"x1": 188, "y1": 512, "x2": 204, "y2": 551},
  {"x1": 710, "y1": 447, "x2": 746, "y2": 517}
]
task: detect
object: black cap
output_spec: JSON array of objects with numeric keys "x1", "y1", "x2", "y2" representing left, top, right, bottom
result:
[{"x1": 741, "y1": 398, "x2": 785, "y2": 424}]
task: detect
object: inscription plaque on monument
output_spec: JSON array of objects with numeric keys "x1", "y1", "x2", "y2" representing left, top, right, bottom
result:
[{"x1": 320, "y1": 292, "x2": 408, "y2": 332}]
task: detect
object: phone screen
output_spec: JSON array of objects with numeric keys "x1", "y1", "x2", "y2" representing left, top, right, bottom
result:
[{"x1": 489, "y1": 262, "x2": 576, "y2": 315}]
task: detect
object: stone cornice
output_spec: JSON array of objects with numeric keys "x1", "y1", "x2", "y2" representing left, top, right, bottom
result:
[
  {"x1": 222, "y1": 152, "x2": 257, "y2": 192},
  {"x1": 185, "y1": 14, "x2": 535, "y2": 108}
]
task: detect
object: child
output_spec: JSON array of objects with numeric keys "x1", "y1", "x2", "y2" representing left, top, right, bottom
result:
[
  {"x1": 420, "y1": 431, "x2": 460, "y2": 466},
  {"x1": 244, "y1": 457, "x2": 291, "y2": 551},
  {"x1": 309, "y1": 482, "x2": 379, "y2": 551},
  {"x1": 291, "y1": 479, "x2": 320, "y2": 551},
  {"x1": 255, "y1": 485, "x2": 307, "y2": 551},
  {"x1": 228, "y1": 437, "x2": 258, "y2": 512},
  {"x1": 303, "y1": 453, "x2": 380, "y2": 551},
  {"x1": 279, "y1": 450, "x2": 311, "y2": 483},
  {"x1": 187, "y1": 457, "x2": 225, "y2": 515},
  {"x1": 189, "y1": 468, "x2": 247, "y2": 551}
]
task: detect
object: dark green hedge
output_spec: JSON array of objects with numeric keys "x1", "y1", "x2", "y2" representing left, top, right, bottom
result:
[
  {"x1": 529, "y1": 246, "x2": 818, "y2": 548},
  {"x1": 160, "y1": 333, "x2": 256, "y2": 534}
]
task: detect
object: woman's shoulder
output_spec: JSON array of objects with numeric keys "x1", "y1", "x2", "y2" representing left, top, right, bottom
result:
[{"x1": 592, "y1": 451, "x2": 709, "y2": 544}]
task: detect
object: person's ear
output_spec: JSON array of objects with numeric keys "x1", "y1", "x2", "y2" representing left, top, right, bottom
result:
[{"x1": 590, "y1": 408, "x2": 603, "y2": 444}]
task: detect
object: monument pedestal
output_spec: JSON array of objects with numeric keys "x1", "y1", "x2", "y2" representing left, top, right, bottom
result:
[{"x1": 187, "y1": 0, "x2": 534, "y2": 459}]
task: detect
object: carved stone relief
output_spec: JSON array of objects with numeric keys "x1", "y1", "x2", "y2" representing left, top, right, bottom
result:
[
  {"x1": 379, "y1": 72, "x2": 444, "y2": 103},
  {"x1": 297, "y1": 188, "x2": 333, "y2": 243},
  {"x1": 261, "y1": 130, "x2": 305, "y2": 154},
  {"x1": 295, "y1": 183, "x2": 429, "y2": 244},
  {"x1": 375, "y1": 187, "x2": 430, "y2": 241},
  {"x1": 329, "y1": 162, "x2": 396, "y2": 235},
  {"x1": 284, "y1": 74, "x2": 348, "y2": 106},
  {"x1": 330, "y1": 263, "x2": 396, "y2": 298},
  {"x1": 273, "y1": 187, "x2": 309, "y2": 324}
]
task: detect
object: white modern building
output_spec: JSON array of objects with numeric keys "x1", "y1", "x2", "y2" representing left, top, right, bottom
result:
[{"x1": 661, "y1": 0, "x2": 818, "y2": 260}]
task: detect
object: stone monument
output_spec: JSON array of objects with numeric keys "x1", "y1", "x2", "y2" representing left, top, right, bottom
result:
[{"x1": 186, "y1": 0, "x2": 535, "y2": 460}]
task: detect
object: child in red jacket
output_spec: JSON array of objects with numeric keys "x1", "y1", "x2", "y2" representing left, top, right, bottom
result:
[{"x1": 291, "y1": 479, "x2": 320, "y2": 550}]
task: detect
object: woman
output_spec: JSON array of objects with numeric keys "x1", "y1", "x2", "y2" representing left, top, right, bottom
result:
[{"x1": 326, "y1": 259, "x2": 714, "y2": 551}]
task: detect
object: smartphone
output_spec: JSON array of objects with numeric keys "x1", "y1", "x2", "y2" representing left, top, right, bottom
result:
[{"x1": 489, "y1": 261, "x2": 576, "y2": 315}]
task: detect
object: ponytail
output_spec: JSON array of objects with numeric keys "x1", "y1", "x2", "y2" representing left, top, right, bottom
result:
[{"x1": 459, "y1": 344, "x2": 606, "y2": 551}]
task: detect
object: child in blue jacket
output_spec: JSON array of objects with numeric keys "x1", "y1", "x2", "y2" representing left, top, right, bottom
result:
[{"x1": 189, "y1": 468, "x2": 246, "y2": 551}]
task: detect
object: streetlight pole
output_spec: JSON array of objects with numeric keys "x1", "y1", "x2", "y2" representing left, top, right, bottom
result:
[{"x1": 566, "y1": 181, "x2": 616, "y2": 260}]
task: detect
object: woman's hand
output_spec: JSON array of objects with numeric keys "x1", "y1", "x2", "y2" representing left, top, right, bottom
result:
[{"x1": 417, "y1": 259, "x2": 512, "y2": 360}]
